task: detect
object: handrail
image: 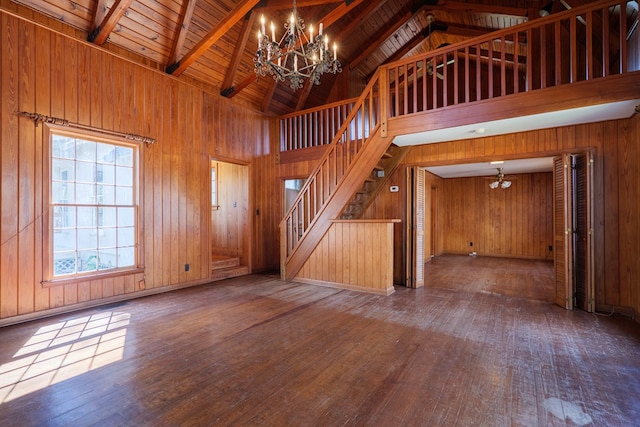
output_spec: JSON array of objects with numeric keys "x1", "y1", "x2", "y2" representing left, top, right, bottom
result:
[
  {"x1": 383, "y1": 0, "x2": 636, "y2": 118},
  {"x1": 280, "y1": 70, "x2": 382, "y2": 264},
  {"x1": 279, "y1": 97, "x2": 358, "y2": 152}
]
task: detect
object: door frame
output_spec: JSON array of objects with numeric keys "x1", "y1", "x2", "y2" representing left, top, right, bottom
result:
[{"x1": 209, "y1": 157, "x2": 252, "y2": 274}]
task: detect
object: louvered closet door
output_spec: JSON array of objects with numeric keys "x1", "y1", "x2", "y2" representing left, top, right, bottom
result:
[
  {"x1": 406, "y1": 167, "x2": 425, "y2": 288},
  {"x1": 573, "y1": 153, "x2": 594, "y2": 312},
  {"x1": 553, "y1": 155, "x2": 573, "y2": 309}
]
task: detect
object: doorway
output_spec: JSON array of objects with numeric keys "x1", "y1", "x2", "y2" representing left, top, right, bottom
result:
[{"x1": 210, "y1": 159, "x2": 251, "y2": 278}]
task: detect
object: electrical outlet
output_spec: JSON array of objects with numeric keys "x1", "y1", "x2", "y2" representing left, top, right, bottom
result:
[
  {"x1": 184, "y1": 263, "x2": 190, "y2": 272},
  {"x1": 548, "y1": 245, "x2": 553, "y2": 252},
  {"x1": 470, "y1": 242, "x2": 473, "y2": 247}
]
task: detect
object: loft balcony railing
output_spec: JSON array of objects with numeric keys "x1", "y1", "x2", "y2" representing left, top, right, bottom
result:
[{"x1": 280, "y1": 0, "x2": 639, "y2": 277}]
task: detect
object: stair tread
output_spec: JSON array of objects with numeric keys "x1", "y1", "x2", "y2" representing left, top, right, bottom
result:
[
  {"x1": 211, "y1": 255, "x2": 240, "y2": 270},
  {"x1": 211, "y1": 265, "x2": 249, "y2": 281}
]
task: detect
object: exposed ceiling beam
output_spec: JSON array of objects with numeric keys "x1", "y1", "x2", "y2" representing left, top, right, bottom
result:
[
  {"x1": 348, "y1": 10, "x2": 414, "y2": 71},
  {"x1": 224, "y1": 0, "x2": 364, "y2": 98},
  {"x1": 91, "y1": 0, "x2": 109, "y2": 32},
  {"x1": 167, "y1": 0, "x2": 198, "y2": 66},
  {"x1": 262, "y1": 80, "x2": 278, "y2": 112},
  {"x1": 167, "y1": 0, "x2": 262, "y2": 76},
  {"x1": 221, "y1": 11, "x2": 257, "y2": 95},
  {"x1": 87, "y1": 0, "x2": 134, "y2": 45},
  {"x1": 435, "y1": 1, "x2": 529, "y2": 19},
  {"x1": 257, "y1": 0, "x2": 343, "y2": 11}
]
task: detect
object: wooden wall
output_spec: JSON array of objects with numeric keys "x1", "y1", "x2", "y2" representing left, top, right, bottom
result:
[
  {"x1": 0, "y1": 10, "x2": 280, "y2": 324},
  {"x1": 297, "y1": 220, "x2": 397, "y2": 295},
  {"x1": 439, "y1": 173, "x2": 553, "y2": 258}
]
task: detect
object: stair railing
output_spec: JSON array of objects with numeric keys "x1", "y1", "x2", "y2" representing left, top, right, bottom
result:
[
  {"x1": 383, "y1": 0, "x2": 636, "y2": 119},
  {"x1": 280, "y1": 70, "x2": 385, "y2": 267},
  {"x1": 280, "y1": 97, "x2": 358, "y2": 152}
]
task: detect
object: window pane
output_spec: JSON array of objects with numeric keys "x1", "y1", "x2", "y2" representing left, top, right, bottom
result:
[
  {"x1": 99, "y1": 227, "x2": 117, "y2": 248},
  {"x1": 76, "y1": 183, "x2": 95, "y2": 204},
  {"x1": 78, "y1": 250, "x2": 99, "y2": 272},
  {"x1": 54, "y1": 252, "x2": 76, "y2": 276},
  {"x1": 53, "y1": 206, "x2": 76, "y2": 229},
  {"x1": 77, "y1": 228, "x2": 97, "y2": 250},
  {"x1": 97, "y1": 143, "x2": 116, "y2": 164},
  {"x1": 117, "y1": 246, "x2": 135, "y2": 268},
  {"x1": 115, "y1": 187, "x2": 133, "y2": 205},
  {"x1": 97, "y1": 163, "x2": 115, "y2": 184},
  {"x1": 76, "y1": 139, "x2": 96, "y2": 162},
  {"x1": 77, "y1": 206, "x2": 96, "y2": 227},
  {"x1": 97, "y1": 184, "x2": 115, "y2": 205},
  {"x1": 100, "y1": 207, "x2": 117, "y2": 227},
  {"x1": 53, "y1": 229, "x2": 76, "y2": 252},
  {"x1": 52, "y1": 136, "x2": 75, "y2": 159},
  {"x1": 99, "y1": 248, "x2": 117, "y2": 270},
  {"x1": 118, "y1": 227, "x2": 135, "y2": 247},
  {"x1": 118, "y1": 207, "x2": 135, "y2": 227},
  {"x1": 115, "y1": 146, "x2": 133, "y2": 166},
  {"x1": 52, "y1": 159, "x2": 75, "y2": 181},
  {"x1": 52, "y1": 182, "x2": 74, "y2": 204},
  {"x1": 115, "y1": 166, "x2": 133, "y2": 186},
  {"x1": 76, "y1": 162, "x2": 95, "y2": 183}
]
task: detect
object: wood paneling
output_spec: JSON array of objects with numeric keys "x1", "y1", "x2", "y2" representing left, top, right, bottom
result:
[
  {"x1": 297, "y1": 220, "x2": 398, "y2": 295},
  {"x1": 0, "y1": 10, "x2": 278, "y2": 324},
  {"x1": 439, "y1": 173, "x2": 553, "y2": 259}
]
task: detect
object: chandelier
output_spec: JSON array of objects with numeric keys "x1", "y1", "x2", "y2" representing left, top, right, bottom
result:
[{"x1": 254, "y1": 0, "x2": 342, "y2": 90}]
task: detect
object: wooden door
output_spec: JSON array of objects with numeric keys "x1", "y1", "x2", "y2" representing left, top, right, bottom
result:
[
  {"x1": 573, "y1": 152, "x2": 594, "y2": 312},
  {"x1": 553, "y1": 154, "x2": 573, "y2": 309},
  {"x1": 406, "y1": 167, "x2": 425, "y2": 288}
]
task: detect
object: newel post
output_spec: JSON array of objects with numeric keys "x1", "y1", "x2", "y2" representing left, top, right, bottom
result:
[{"x1": 379, "y1": 68, "x2": 389, "y2": 138}]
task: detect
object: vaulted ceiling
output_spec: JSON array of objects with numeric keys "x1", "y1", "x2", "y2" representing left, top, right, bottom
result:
[{"x1": 14, "y1": 0, "x2": 601, "y2": 115}]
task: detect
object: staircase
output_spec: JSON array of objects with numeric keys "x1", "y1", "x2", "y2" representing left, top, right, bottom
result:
[
  {"x1": 279, "y1": 0, "x2": 639, "y2": 281},
  {"x1": 340, "y1": 144, "x2": 410, "y2": 219},
  {"x1": 211, "y1": 255, "x2": 249, "y2": 281}
]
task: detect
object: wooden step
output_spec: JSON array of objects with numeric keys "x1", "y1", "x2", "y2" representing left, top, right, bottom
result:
[
  {"x1": 211, "y1": 255, "x2": 240, "y2": 270},
  {"x1": 211, "y1": 265, "x2": 250, "y2": 281}
]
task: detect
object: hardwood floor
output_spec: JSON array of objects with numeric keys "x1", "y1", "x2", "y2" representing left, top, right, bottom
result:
[
  {"x1": 424, "y1": 254, "x2": 555, "y2": 303},
  {"x1": 0, "y1": 257, "x2": 639, "y2": 426}
]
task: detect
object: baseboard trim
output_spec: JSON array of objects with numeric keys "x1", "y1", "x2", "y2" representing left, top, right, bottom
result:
[
  {"x1": 293, "y1": 277, "x2": 395, "y2": 296},
  {"x1": 0, "y1": 277, "x2": 216, "y2": 328}
]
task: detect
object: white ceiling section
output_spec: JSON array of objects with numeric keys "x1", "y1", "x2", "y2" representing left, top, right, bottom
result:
[
  {"x1": 425, "y1": 157, "x2": 555, "y2": 179},
  {"x1": 393, "y1": 99, "x2": 640, "y2": 147}
]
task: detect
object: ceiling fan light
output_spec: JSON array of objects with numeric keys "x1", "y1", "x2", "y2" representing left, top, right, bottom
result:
[
  {"x1": 489, "y1": 181, "x2": 499, "y2": 189},
  {"x1": 501, "y1": 181, "x2": 512, "y2": 189}
]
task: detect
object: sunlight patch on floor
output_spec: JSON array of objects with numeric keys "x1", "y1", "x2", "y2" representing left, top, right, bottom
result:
[{"x1": 0, "y1": 311, "x2": 129, "y2": 404}]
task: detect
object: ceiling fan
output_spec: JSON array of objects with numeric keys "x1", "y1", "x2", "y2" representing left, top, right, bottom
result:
[{"x1": 488, "y1": 168, "x2": 513, "y2": 189}]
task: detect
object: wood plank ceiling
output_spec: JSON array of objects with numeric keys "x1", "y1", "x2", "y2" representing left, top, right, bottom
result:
[{"x1": 13, "y1": 0, "x2": 601, "y2": 115}]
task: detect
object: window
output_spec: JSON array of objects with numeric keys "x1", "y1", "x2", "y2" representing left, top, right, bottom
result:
[
  {"x1": 211, "y1": 161, "x2": 218, "y2": 209},
  {"x1": 49, "y1": 129, "x2": 138, "y2": 279}
]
